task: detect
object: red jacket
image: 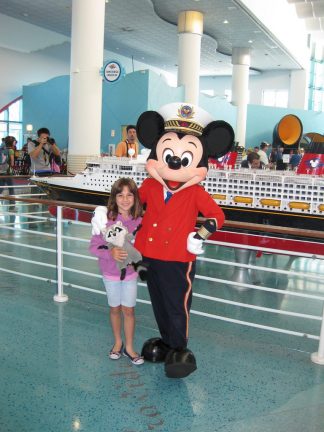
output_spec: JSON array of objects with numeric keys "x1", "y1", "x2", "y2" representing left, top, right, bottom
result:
[{"x1": 135, "y1": 178, "x2": 225, "y2": 262}]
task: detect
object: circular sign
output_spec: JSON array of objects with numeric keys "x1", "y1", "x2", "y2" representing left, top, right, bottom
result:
[{"x1": 103, "y1": 61, "x2": 122, "y2": 83}]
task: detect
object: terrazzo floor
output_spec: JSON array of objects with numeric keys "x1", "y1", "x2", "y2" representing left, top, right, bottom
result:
[{"x1": 1, "y1": 201, "x2": 324, "y2": 432}]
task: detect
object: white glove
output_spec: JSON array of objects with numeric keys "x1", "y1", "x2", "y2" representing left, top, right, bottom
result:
[
  {"x1": 91, "y1": 206, "x2": 108, "y2": 235},
  {"x1": 187, "y1": 232, "x2": 204, "y2": 255}
]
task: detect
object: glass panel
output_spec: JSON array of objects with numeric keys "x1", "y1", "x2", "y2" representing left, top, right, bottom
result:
[
  {"x1": 275, "y1": 91, "x2": 288, "y2": 108},
  {"x1": 8, "y1": 123, "x2": 22, "y2": 149},
  {"x1": 0, "y1": 122, "x2": 8, "y2": 142},
  {"x1": 262, "y1": 90, "x2": 275, "y2": 106},
  {"x1": 8, "y1": 99, "x2": 22, "y2": 122},
  {"x1": 0, "y1": 109, "x2": 8, "y2": 121}
]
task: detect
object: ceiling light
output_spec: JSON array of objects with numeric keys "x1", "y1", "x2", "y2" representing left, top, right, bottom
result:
[
  {"x1": 22, "y1": 12, "x2": 29, "y2": 17},
  {"x1": 248, "y1": 40, "x2": 253, "y2": 43},
  {"x1": 223, "y1": 20, "x2": 229, "y2": 24}
]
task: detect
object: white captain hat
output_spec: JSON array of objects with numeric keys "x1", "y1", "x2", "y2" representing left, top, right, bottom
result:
[{"x1": 158, "y1": 102, "x2": 213, "y2": 137}]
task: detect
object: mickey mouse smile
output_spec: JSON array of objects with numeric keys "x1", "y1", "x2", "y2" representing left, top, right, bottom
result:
[{"x1": 163, "y1": 180, "x2": 185, "y2": 191}]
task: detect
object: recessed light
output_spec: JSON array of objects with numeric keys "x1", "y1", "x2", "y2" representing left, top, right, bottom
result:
[
  {"x1": 248, "y1": 40, "x2": 253, "y2": 43},
  {"x1": 22, "y1": 12, "x2": 29, "y2": 17},
  {"x1": 223, "y1": 20, "x2": 229, "y2": 24}
]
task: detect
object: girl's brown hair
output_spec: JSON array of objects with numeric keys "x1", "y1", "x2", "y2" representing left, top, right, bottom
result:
[{"x1": 107, "y1": 178, "x2": 142, "y2": 220}]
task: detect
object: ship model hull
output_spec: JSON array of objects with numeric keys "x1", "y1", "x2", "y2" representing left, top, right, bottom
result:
[{"x1": 31, "y1": 156, "x2": 324, "y2": 237}]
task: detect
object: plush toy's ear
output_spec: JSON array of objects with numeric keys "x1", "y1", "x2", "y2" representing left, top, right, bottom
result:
[
  {"x1": 202, "y1": 120, "x2": 235, "y2": 158},
  {"x1": 136, "y1": 111, "x2": 165, "y2": 149}
]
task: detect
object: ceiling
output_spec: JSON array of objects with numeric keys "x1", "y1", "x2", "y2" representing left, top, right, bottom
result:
[{"x1": 0, "y1": 0, "x2": 311, "y2": 77}]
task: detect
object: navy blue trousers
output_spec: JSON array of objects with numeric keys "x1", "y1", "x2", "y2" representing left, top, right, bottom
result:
[{"x1": 144, "y1": 257, "x2": 196, "y2": 349}]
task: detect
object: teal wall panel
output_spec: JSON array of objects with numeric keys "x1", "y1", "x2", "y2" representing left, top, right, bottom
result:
[
  {"x1": 23, "y1": 75, "x2": 70, "y2": 148},
  {"x1": 23, "y1": 70, "x2": 324, "y2": 153},
  {"x1": 247, "y1": 104, "x2": 324, "y2": 149}
]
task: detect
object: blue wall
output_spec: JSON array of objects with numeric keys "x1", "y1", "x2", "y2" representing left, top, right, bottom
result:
[
  {"x1": 23, "y1": 75, "x2": 70, "y2": 148},
  {"x1": 147, "y1": 72, "x2": 184, "y2": 110},
  {"x1": 23, "y1": 70, "x2": 324, "y2": 152},
  {"x1": 247, "y1": 104, "x2": 324, "y2": 149}
]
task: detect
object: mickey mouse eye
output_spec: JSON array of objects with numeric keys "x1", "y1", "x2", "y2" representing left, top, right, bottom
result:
[
  {"x1": 181, "y1": 151, "x2": 193, "y2": 167},
  {"x1": 162, "y1": 148, "x2": 174, "y2": 164}
]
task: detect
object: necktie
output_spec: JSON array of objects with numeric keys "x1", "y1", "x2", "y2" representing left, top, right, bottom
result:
[{"x1": 165, "y1": 191, "x2": 173, "y2": 203}]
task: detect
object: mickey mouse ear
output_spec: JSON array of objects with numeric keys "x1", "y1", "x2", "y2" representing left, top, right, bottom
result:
[
  {"x1": 203, "y1": 120, "x2": 235, "y2": 158},
  {"x1": 136, "y1": 111, "x2": 165, "y2": 149}
]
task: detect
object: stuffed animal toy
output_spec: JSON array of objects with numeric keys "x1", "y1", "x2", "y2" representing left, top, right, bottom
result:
[
  {"x1": 98, "y1": 221, "x2": 147, "y2": 281},
  {"x1": 92, "y1": 102, "x2": 234, "y2": 378}
]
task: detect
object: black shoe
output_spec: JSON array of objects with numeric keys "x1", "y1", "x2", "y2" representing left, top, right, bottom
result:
[
  {"x1": 141, "y1": 337, "x2": 171, "y2": 363},
  {"x1": 123, "y1": 348, "x2": 144, "y2": 365},
  {"x1": 164, "y1": 348, "x2": 197, "y2": 378}
]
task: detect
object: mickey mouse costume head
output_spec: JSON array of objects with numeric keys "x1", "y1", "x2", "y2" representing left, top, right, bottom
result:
[
  {"x1": 136, "y1": 103, "x2": 234, "y2": 194},
  {"x1": 92, "y1": 102, "x2": 234, "y2": 378}
]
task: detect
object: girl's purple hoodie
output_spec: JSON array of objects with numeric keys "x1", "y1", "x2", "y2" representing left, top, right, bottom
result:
[{"x1": 89, "y1": 214, "x2": 142, "y2": 281}]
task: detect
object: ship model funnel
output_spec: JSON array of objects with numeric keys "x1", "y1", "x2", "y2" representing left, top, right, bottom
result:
[{"x1": 272, "y1": 114, "x2": 303, "y2": 149}]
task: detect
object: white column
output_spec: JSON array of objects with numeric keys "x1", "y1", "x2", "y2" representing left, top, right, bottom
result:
[
  {"x1": 231, "y1": 48, "x2": 251, "y2": 148},
  {"x1": 68, "y1": 0, "x2": 106, "y2": 174},
  {"x1": 177, "y1": 11, "x2": 203, "y2": 105}
]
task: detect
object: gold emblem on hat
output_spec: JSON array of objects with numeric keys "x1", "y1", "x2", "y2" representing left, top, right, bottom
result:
[{"x1": 177, "y1": 105, "x2": 195, "y2": 119}]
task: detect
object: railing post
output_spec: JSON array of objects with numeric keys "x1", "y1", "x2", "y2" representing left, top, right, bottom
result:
[
  {"x1": 311, "y1": 304, "x2": 324, "y2": 365},
  {"x1": 53, "y1": 205, "x2": 68, "y2": 303}
]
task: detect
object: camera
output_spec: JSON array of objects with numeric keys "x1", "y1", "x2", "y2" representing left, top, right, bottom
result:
[{"x1": 48, "y1": 137, "x2": 55, "y2": 145}]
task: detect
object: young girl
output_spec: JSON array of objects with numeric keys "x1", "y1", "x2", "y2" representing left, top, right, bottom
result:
[{"x1": 89, "y1": 178, "x2": 144, "y2": 365}]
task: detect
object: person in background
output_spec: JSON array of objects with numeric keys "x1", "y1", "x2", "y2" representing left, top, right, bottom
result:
[
  {"x1": 253, "y1": 146, "x2": 259, "y2": 152},
  {"x1": 257, "y1": 142, "x2": 270, "y2": 166},
  {"x1": 115, "y1": 125, "x2": 139, "y2": 158},
  {"x1": 241, "y1": 152, "x2": 264, "y2": 169},
  {"x1": 28, "y1": 127, "x2": 61, "y2": 175},
  {"x1": 0, "y1": 136, "x2": 16, "y2": 205},
  {"x1": 289, "y1": 149, "x2": 302, "y2": 169},
  {"x1": 241, "y1": 147, "x2": 253, "y2": 161},
  {"x1": 89, "y1": 178, "x2": 144, "y2": 366}
]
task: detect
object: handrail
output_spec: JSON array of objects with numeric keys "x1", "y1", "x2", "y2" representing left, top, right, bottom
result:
[
  {"x1": 1, "y1": 196, "x2": 324, "y2": 365},
  {"x1": 2, "y1": 194, "x2": 324, "y2": 240}
]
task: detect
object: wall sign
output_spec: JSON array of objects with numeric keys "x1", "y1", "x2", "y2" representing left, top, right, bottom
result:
[{"x1": 102, "y1": 60, "x2": 124, "y2": 83}]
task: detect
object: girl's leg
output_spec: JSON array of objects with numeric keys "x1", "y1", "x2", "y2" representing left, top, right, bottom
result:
[
  {"x1": 122, "y1": 305, "x2": 137, "y2": 357},
  {"x1": 103, "y1": 279, "x2": 123, "y2": 351},
  {"x1": 120, "y1": 278, "x2": 139, "y2": 357},
  {"x1": 110, "y1": 305, "x2": 123, "y2": 350}
]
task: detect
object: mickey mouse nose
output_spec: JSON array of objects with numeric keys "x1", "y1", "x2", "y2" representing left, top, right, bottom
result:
[{"x1": 168, "y1": 156, "x2": 182, "y2": 170}]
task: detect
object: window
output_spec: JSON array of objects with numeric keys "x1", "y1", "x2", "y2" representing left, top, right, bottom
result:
[
  {"x1": 224, "y1": 89, "x2": 250, "y2": 103},
  {"x1": 308, "y1": 44, "x2": 324, "y2": 112},
  {"x1": 262, "y1": 90, "x2": 288, "y2": 108},
  {"x1": 0, "y1": 97, "x2": 23, "y2": 149}
]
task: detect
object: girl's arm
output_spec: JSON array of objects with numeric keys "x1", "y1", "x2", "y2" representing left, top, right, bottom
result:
[
  {"x1": 89, "y1": 234, "x2": 128, "y2": 262},
  {"x1": 89, "y1": 234, "x2": 111, "y2": 258}
]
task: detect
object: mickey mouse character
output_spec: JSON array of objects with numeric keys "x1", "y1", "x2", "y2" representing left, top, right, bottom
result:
[{"x1": 92, "y1": 102, "x2": 234, "y2": 378}]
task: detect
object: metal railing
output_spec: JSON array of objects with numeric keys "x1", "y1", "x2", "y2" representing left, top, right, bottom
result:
[{"x1": 1, "y1": 183, "x2": 324, "y2": 366}]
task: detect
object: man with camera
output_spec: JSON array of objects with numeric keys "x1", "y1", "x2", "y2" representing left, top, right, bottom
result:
[{"x1": 28, "y1": 127, "x2": 61, "y2": 175}]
